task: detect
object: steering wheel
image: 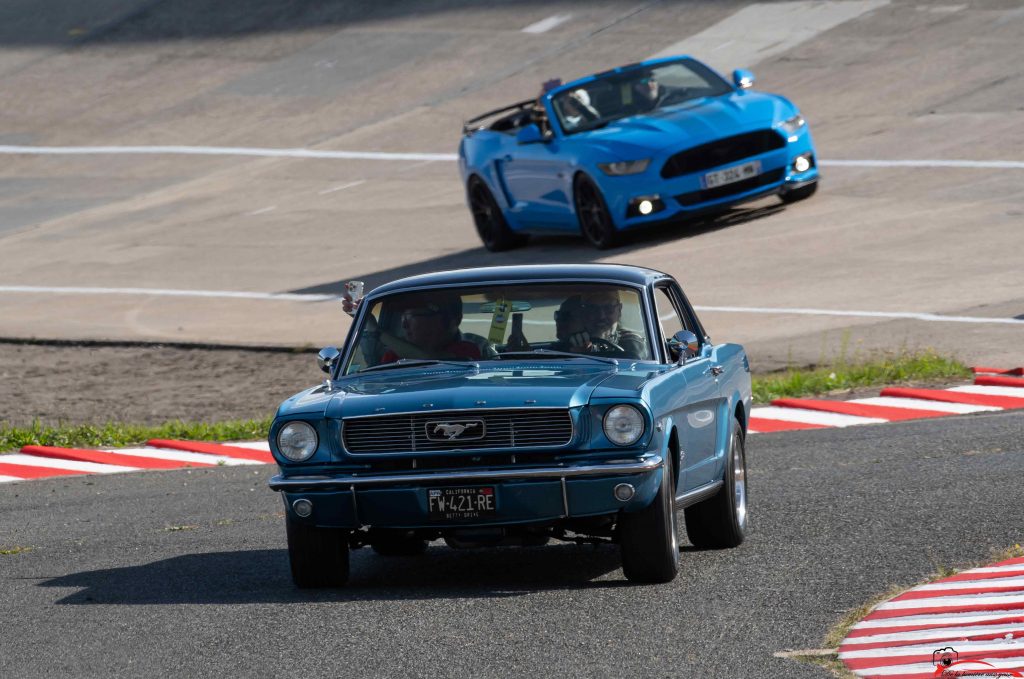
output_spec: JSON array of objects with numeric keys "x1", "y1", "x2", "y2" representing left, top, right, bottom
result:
[{"x1": 589, "y1": 336, "x2": 627, "y2": 356}]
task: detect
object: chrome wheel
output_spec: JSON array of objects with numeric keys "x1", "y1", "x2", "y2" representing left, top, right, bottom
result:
[{"x1": 733, "y1": 432, "x2": 747, "y2": 532}]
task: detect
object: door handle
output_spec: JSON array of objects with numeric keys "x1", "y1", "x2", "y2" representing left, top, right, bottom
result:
[
  {"x1": 710, "y1": 365, "x2": 724, "y2": 376},
  {"x1": 503, "y1": 155, "x2": 513, "y2": 162}
]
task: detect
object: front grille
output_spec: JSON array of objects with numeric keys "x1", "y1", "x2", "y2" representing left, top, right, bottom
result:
[
  {"x1": 364, "y1": 452, "x2": 557, "y2": 473},
  {"x1": 661, "y1": 130, "x2": 786, "y2": 179},
  {"x1": 342, "y1": 409, "x2": 573, "y2": 454},
  {"x1": 675, "y1": 168, "x2": 785, "y2": 206}
]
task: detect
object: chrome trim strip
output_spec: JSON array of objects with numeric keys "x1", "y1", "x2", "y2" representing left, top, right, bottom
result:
[
  {"x1": 674, "y1": 480, "x2": 723, "y2": 509},
  {"x1": 560, "y1": 477, "x2": 569, "y2": 517},
  {"x1": 269, "y1": 455, "x2": 663, "y2": 491},
  {"x1": 342, "y1": 405, "x2": 572, "y2": 420}
]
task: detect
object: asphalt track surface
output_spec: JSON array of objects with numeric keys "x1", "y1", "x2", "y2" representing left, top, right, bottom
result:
[
  {"x1": 2, "y1": 2, "x2": 1023, "y2": 677},
  {"x1": 0, "y1": 0, "x2": 1022, "y2": 369},
  {"x1": 1, "y1": 410, "x2": 1021, "y2": 678}
]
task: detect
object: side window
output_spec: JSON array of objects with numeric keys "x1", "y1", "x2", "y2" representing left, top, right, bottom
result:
[{"x1": 654, "y1": 286, "x2": 687, "y2": 358}]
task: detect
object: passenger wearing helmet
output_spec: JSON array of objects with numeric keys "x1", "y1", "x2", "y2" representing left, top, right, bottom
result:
[{"x1": 559, "y1": 88, "x2": 600, "y2": 131}]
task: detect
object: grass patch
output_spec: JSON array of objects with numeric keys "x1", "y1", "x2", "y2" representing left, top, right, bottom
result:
[
  {"x1": 752, "y1": 349, "x2": 970, "y2": 404},
  {"x1": 0, "y1": 546, "x2": 33, "y2": 555},
  {"x1": 1, "y1": 417, "x2": 272, "y2": 454},
  {"x1": 0, "y1": 350, "x2": 971, "y2": 451}
]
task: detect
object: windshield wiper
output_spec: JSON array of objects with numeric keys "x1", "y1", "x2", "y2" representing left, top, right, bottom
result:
[
  {"x1": 494, "y1": 350, "x2": 619, "y2": 366},
  {"x1": 359, "y1": 359, "x2": 478, "y2": 373}
]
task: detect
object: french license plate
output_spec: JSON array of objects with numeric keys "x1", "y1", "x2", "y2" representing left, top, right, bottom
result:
[
  {"x1": 703, "y1": 160, "x2": 761, "y2": 189},
  {"x1": 428, "y1": 486, "x2": 497, "y2": 521}
]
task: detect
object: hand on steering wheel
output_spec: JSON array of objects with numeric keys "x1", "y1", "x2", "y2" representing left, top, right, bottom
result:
[{"x1": 587, "y1": 336, "x2": 627, "y2": 356}]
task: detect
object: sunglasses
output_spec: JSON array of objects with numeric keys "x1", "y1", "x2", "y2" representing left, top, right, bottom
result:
[{"x1": 583, "y1": 302, "x2": 621, "y2": 315}]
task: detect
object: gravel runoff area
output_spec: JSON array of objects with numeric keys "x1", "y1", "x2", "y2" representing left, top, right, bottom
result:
[
  {"x1": 0, "y1": 341, "x2": 319, "y2": 428},
  {"x1": 0, "y1": 340, "x2": 975, "y2": 429}
]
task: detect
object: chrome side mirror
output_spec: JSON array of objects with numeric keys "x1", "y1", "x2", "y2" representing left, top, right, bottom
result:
[
  {"x1": 317, "y1": 346, "x2": 341, "y2": 374},
  {"x1": 732, "y1": 68, "x2": 755, "y2": 90},
  {"x1": 667, "y1": 330, "x2": 700, "y2": 364}
]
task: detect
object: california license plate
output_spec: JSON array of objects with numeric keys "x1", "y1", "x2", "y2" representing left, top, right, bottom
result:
[
  {"x1": 428, "y1": 486, "x2": 497, "y2": 521},
  {"x1": 703, "y1": 160, "x2": 761, "y2": 188}
]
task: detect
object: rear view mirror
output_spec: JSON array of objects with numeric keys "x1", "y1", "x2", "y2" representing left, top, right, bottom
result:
[{"x1": 516, "y1": 123, "x2": 545, "y2": 145}]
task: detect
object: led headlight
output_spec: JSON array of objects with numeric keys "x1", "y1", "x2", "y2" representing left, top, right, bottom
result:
[
  {"x1": 277, "y1": 421, "x2": 318, "y2": 462},
  {"x1": 780, "y1": 114, "x2": 806, "y2": 135},
  {"x1": 603, "y1": 405, "x2": 645, "y2": 446},
  {"x1": 598, "y1": 159, "x2": 651, "y2": 176}
]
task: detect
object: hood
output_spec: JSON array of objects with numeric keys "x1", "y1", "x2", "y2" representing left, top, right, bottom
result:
[
  {"x1": 273, "y1": 363, "x2": 664, "y2": 420},
  {"x1": 580, "y1": 91, "x2": 792, "y2": 159}
]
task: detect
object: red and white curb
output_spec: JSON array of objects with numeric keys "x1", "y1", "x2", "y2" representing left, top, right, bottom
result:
[
  {"x1": 0, "y1": 439, "x2": 272, "y2": 484},
  {"x1": 748, "y1": 366, "x2": 1024, "y2": 434},
  {"x1": 1, "y1": 367, "x2": 1020, "y2": 484},
  {"x1": 838, "y1": 556, "x2": 1024, "y2": 678}
]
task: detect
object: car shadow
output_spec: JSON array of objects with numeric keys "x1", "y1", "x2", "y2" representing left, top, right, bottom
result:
[
  {"x1": 37, "y1": 543, "x2": 634, "y2": 605},
  {"x1": 289, "y1": 203, "x2": 786, "y2": 296}
]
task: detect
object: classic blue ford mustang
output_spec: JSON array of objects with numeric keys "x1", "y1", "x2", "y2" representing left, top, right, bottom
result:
[
  {"x1": 268, "y1": 264, "x2": 752, "y2": 586},
  {"x1": 459, "y1": 55, "x2": 818, "y2": 249}
]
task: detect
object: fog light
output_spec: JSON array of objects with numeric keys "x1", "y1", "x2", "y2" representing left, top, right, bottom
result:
[
  {"x1": 627, "y1": 195, "x2": 664, "y2": 218},
  {"x1": 292, "y1": 498, "x2": 313, "y2": 517},
  {"x1": 613, "y1": 483, "x2": 636, "y2": 502},
  {"x1": 794, "y1": 155, "x2": 812, "y2": 173}
]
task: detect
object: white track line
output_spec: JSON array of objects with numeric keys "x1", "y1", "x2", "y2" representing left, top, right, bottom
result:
[
  {"x1": 0, "y1": 145, "x2": 1021, "y2": 170},
  {"x1": 0, "y1": 145, "x2": 458, "y2": 162},
  {"x1": 748, "y1": 406, "x2": 885, "y2": 427},
  {"x1": 692, "y1": 305, "x2": 1024, "y2": 326},
  {"x1": 853, "y1": 396, "x2": 1001, "y2": 414},
  {"x1": 0, "y1": 286, "x2": 337, "y2": 302},
  {"x1": 318, "y1": 180, "x2": 365, "y2": 195},
  {"x1": 0, "y1": 453, "x2": 136, "y2": 473},
  {"x1": 649, "y1": 1, "x2": 889, "y2": 70},
  {"x1": 0, "y1": 475, "x2": 22, "y2": 483},
  {"x1": 522, "y1": 14, "x2": 572, "y2": 34},
  {"x1": 0, "y1": 286, "x2": 1019, "y2": 326},
  {"x1": 951, "y1": 385, "x2": 1024, "y2": 398}
]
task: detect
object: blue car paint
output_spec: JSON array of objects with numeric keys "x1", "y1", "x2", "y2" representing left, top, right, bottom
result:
[
  {"x1": 268, "y1": 264, "x2": 752, "y2": 532},
  {"x1": 460, "y1": 55, "x2": 819, "y2": 236}
]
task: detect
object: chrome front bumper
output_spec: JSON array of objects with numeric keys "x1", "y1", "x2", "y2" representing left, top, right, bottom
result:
[{"x1": 268, "y1": 454, "x2": 663, "y2": 492}]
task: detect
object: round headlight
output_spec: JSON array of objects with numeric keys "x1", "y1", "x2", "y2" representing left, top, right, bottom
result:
[
  {"x1": 603, "y1": 405, "x2": 645, "y2": 446},
  {"x1": 277, "y1": 421, "x2": 318, "y2": 462}
]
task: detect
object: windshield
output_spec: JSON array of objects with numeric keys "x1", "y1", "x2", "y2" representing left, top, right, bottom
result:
[
  {"x1": 342, "y1": 283, "x2": 653, "y2": 375},
  {"x1": 551, "y1": 58, "x2": 732, "y2": 135}
]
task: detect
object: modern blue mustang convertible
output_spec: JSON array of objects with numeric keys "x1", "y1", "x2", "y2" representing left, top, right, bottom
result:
[
  {"x1": 268, "y1": 264, "x2": 751, "y2": 586},
  {"x1": 460, "y1": 56, "x2": 818, "y2": 249}
]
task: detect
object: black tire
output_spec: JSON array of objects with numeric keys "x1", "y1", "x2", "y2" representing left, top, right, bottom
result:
[
  {"x1": 467, "y1": 177, "x2": 527, "y2": 252},
  {"x1": 286, "y1": 515, "x2": 350, "y2": 588},
  {"x1": 781, "y1": 181, "x2": 818, "y2": 204},
  {"x1": 574, "y1": 175, "x2": 619, "y2": 249},
  {"x1": 684, "y1": 418, "x2": 747, "y2": 549},
  {"x1": 369, "y1": 529, "x2": 429, "y2": 557},
  {"x1": 619, "y1": 457, "x2": 680, "y2": 584}
]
